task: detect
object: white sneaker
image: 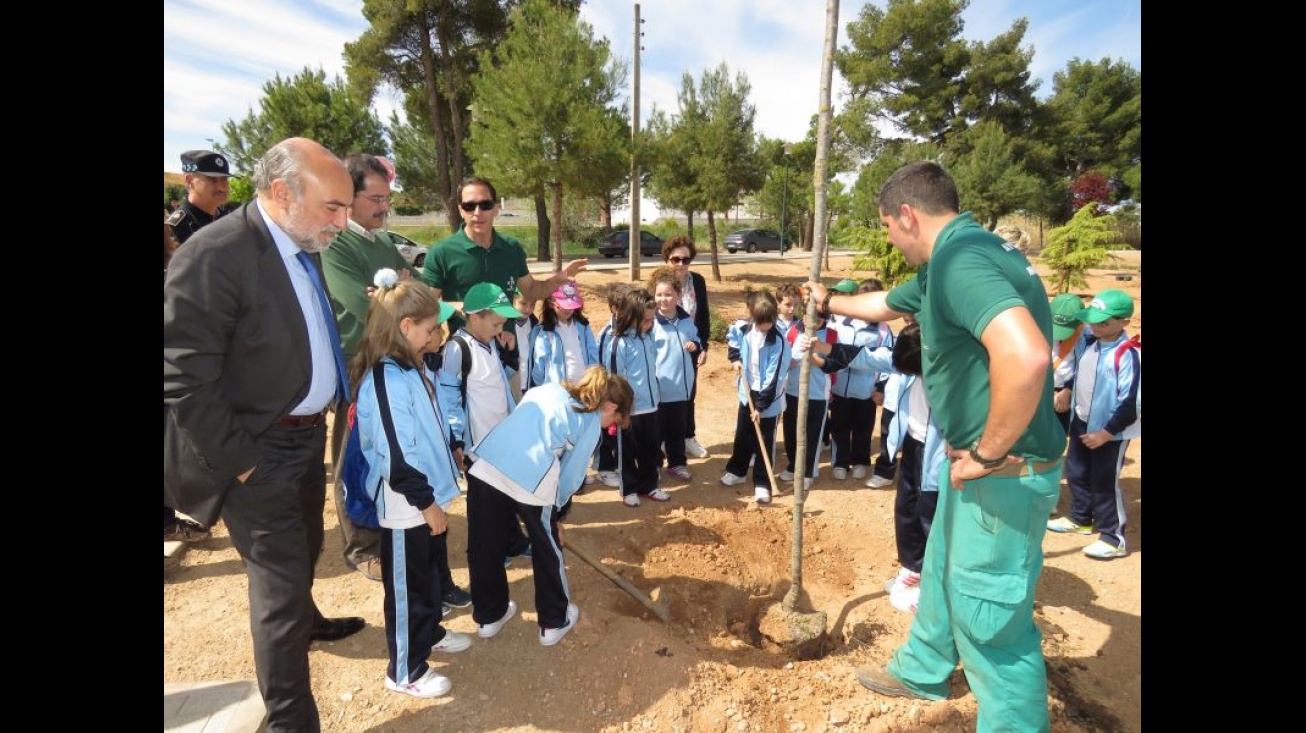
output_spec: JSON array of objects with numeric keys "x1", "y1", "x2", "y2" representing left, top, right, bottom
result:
[
  {"x1": 720, "y1": 472, "x2": 748, "y2": 486},
  {"x1": 865, "y1": 475, "x2": 893, "y2": 489},
  {"x1": 754, "y1": 486, "x2": 772, "y2": 504},
  {"x1": 776, "y1": 469, "x2": 794, "y2": 482},
  {"x1": 884, "y1": 567, "x2": 922, "y2": 595},
  {"x1": 540, "y1": 603, "x2": 580, "y2": 646},
  {"x1": 852, "y1": 465, "x2": 868, "y2": 479},
  {"x1": 430, "y1": 630, "x2": 472, "y2": 653},
  {"x1": 623, "y1": 493, "x2": 640, "y2": 507},
  {"x1": 1083, "y1": 539, "x2": 1127, "y2": 559},
  {"x1": 889, "y1": 585, "x2": 920, "y2": 614},
  {"x1": 646, "y1": 488, "x2": 671, "y2": 502},
  {"x1": 385, "y1": 668, "x2": 451, "y2": 698},
  {"x1": 476, "y1": 600, "x2": 518, "y2": 639},
  {"x1": 598, "y1": 471, "x2": 621, "y2": 487},
  {"x1": 832, "y1": 467, "x2": 848, "y2": 480},
  {"x1": 684, "y1": 437, "x2": 710, "y2": 458},
  {"x1": 583, "y1": 473, "x2": 597, "y2": 485},
  {"x1": 804, "y1": 478, "x2": 813, "y2": 490}
]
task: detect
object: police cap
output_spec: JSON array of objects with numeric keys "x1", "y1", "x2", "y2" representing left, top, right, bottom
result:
[{"x1": 180, "y1": 150, "x2": 233, "y2": 178}]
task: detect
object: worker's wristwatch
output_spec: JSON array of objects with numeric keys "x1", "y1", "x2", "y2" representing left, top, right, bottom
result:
[{"x1": 968, "y1": 441, "x2": 1008, "y2": 469}]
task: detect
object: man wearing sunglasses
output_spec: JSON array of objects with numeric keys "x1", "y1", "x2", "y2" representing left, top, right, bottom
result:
[{"x1": 423, "y1": 177, "x2": 587, "y2": 331}]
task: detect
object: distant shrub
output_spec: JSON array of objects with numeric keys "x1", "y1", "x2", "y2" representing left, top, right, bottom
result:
[{"x1": 710, "y1": 312, "x2": 730, "y2": 344}]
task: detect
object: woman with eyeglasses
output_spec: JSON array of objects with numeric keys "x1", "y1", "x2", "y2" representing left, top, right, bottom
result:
[
  {"x1": 660, "y1": 235, "x2": 712, "y2": 459},
  {"x1": 421, "y1": 176, "x2": 587, "y2": 332}
]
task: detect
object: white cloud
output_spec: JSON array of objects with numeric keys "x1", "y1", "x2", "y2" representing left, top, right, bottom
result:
[{"x1": 164, "y1": 0, "x2": 1139, "y2": 171}]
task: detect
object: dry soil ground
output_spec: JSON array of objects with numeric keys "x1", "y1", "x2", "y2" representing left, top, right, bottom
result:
[{"x1": 164, "y1": 251, "x2": 1142, "y2": 733}]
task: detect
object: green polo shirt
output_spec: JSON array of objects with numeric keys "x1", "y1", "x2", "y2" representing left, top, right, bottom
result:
[
  {"x1": 422, "y1": 226, "x2": 529, "y2": 331},
  {"x1": 322, "y1": 227, "x2": 416, "y2": 357},
  {"x1": 885, "y1": 212, "x2": 1064, "y2": 460}
]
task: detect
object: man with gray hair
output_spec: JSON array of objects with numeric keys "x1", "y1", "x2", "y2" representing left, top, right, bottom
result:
[{"x1": 165, "y1": 137, "x2": 365, "y2": 732}]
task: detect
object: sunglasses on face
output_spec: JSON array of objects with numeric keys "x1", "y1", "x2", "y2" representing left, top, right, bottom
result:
[
  {"x1": 668, "y1": 256, "x2": 693, "y2": 264},
  {"x1": 459, "y1": 200, "x2": 496, "y2": 213}
]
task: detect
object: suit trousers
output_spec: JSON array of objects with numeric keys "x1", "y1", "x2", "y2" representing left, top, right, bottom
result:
[{"x1": 220, "y1": 421, "x2": 328, "y2": 733}]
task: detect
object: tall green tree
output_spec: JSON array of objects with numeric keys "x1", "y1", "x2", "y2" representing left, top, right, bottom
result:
[
  {"x1": 345, "y1": 1, "x2": 581, "y2": 228},
  {"x1": 1046, "y1": 58, "x2": 1141, "y2": 180},
  {"x1": 218, "y1": 67, "x2": 388, "y2": 173},
  {"x1": 645, "y1": 107, "x2": 702, "y2": 238},
  {"x1": 466, "y1": 0, "x2": 627, "y2": 266},
  {"x1": 948, "y1": 121, "x2": 1040, "y2": 229},
  {"x1": 649, "y1": 64, "x2": 765, "y2": 281},
  {"x1": 837, "y1": 0, "x2": 1040, "y2": 147}
]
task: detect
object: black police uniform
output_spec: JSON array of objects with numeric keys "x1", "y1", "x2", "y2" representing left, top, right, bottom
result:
[
  {"x1": 166, "y1": 201, "x2": 219, "y2": 244},
  {"x1": 167, "y1": 149, "x2": 233, "y2": 244}
]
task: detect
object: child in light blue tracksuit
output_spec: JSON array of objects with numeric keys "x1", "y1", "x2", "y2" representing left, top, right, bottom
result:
[
  {"x1": 353, "y1": 279, "x2": 468, "y2": 698},
  {"x1": 1049, "y1": 289, "x2": 1141, "y2": 560},
  {"x1": 529, "y1": 279, "x2": 600, "y2": 389},
  {"x1": 817, "y1": 322, "x2": 943, "y2": 614},
  {"x1": 606, "y1": 287, "x2": 666, "y2": 506},
  {"x1": 780, "y1": 314, "x2": 839, "y2": 486},
  {"x1": 466, "y1": 368, "x2": 634, "y2": 646},
  {"x1": 649, "y1": 268, "x2": 702, "y2": 481},
  {"x1": 826, "y1": 279, "x2": 895, "y2": 480},
  {"x1": 592, "y1": 284, "x2": 630, "y2": 487},
  {"x1": 721, "y1": 290, "x2": 791, "y2": 503}
]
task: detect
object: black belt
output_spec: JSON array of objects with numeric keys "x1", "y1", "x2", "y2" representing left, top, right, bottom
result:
[{"x1": 276, "y1": 410, "x2": 329, "y2": 428}]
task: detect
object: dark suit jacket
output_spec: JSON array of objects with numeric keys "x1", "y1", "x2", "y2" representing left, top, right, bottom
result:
[{"x1": 163, "y1": 201, "x2": 326, "y2": 526}]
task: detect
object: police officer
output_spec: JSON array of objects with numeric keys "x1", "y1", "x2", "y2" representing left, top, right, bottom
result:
[
  {"x1": 164, "y1": 149, "x2": 235, "y2": 545},
  {"x1": 166, "y1": 150, "x2": 233, "y2": 244}
]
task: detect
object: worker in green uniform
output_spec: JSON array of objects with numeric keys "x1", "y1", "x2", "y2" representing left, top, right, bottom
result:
[{"x1": 807, "y1": 161, "x2": 1066, "y2": 733}]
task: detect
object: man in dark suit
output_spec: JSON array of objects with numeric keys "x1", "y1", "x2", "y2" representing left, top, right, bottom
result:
[{"x1": 164, "y1": 137, "x2": 366, "y2": 732}]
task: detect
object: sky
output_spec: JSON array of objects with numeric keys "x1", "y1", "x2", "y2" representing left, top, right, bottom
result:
[{"x1": 163, "y1": 0, "x2": 1141, "y2": 175}]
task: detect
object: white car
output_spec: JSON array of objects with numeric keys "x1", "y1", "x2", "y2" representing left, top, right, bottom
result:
[{"x1": 386, "y1": 231, "x2": 427, "y2": 268}]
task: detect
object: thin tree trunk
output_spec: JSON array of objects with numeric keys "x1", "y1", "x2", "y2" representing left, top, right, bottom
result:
[
  {"x1": 534, "y1": 193, "x2": 550, "y2": 261},
  {"x1": 706, "y1": 210, "x2": 720, "y2": 283},
  {"x1": 787, "y1": 0, "x2": 839, "y2": 613},
  {"x1": 436, "y1": 14, "x2": 465, "y2": 210},
  {"x1": 551, "y1": 180, "x2": 564, "y2": 272},
  {"x1": 416, "y1": 13, "x2": 454, "y2": 230}
]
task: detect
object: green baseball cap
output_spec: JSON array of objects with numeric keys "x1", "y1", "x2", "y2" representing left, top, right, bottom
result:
[
  {"x1": 1049, "y1": 293, "x2": 1084, "y2": 342},
  {"x1": 831, "y1": 278, "x2": 858, "y2": 293},
  {"x1": 1079, "y1": 289, "x2": 1134, "y2": 324},
  {"x1": 434, "y1": 300, "x2": 457, "y2": 326},
  {"x1": 463, "y1": 282, "x2": 524, "y2": 318}
]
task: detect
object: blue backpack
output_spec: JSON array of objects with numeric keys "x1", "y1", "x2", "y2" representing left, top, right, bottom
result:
[{"x1": 341, "y1": 363, "x2": 393, "y2": 529}]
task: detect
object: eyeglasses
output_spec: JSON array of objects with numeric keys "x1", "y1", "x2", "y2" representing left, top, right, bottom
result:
[
  {"x1": 668, "y1": 256, "x2": 693, "y2": 264},
  {"x1": 459, "y1": 200, "x2": 496, "y2": 213},
  {"x1": 358, "y1": 193, "x2": 393, "y2": 205}
]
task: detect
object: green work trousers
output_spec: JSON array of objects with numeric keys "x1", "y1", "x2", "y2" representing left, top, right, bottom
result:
[{"x1": 887, "y1": 459, "x2": 1062, "y2": 733}]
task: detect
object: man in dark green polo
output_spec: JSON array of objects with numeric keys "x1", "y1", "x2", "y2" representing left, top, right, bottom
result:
[{"x1": 422, "y1": 176, "x2": 587, "y2": 331}]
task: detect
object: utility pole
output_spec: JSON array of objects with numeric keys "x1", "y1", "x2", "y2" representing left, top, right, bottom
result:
[{"x1": 629, "y1": 3, "x2": 643, "y2": 282}]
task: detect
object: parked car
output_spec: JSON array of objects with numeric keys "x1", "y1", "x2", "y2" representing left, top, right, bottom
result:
[
  {"x1": 597, "y1": 230, "x2": 665, "y2": 258},
  {"x1": 724, "y1": 228, "x2": 784, "y2": 253},
  {"x1": 387, "y1": 231, "x2": 428, "y2": 268}
]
